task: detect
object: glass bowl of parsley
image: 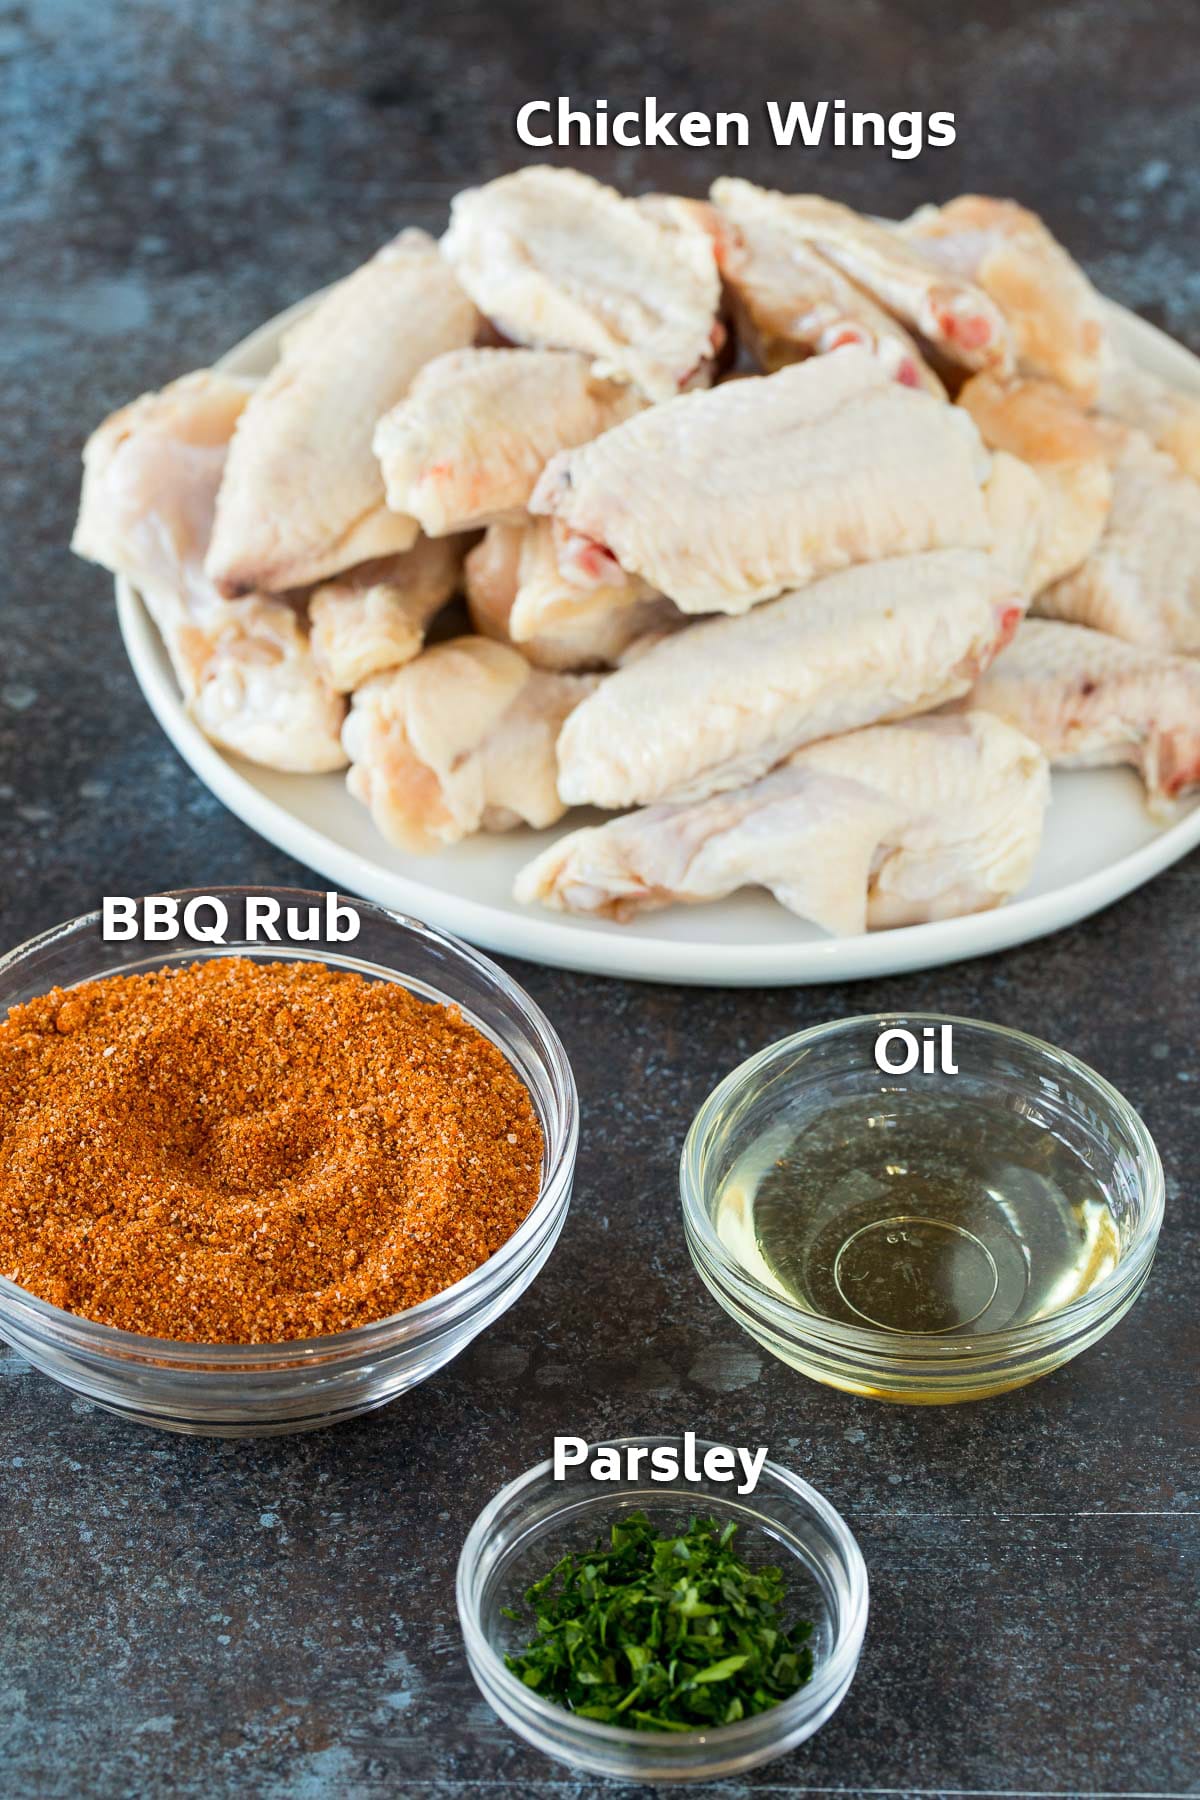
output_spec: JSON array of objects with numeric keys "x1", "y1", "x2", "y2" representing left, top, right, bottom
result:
[{"x1": 456, "y1": 1435, "x2": 868, "y2": 1781}]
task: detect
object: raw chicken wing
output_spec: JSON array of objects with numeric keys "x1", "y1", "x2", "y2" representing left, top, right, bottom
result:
[
  {"x1": 796, "y1": 712, "x2": 1049, "y2": 928},
  {"x1": 711, "y1": 178, "x2": 943, "y2": 393},
  {"x1": 465, "y1": 522, "x2": 677, "y2": 670},
  {"x1": 902, "y1": 196, "x2": 1109, "y2": 400},
  {"x1": 732, "y1": 194, "x2": 1014, "y2": 375},
  {"x1": 556, "y1": 548, "x2": 1026, "y2": 807},
  {"x1": 440, "y1": 167, "x2": 721, "y2": 401},
  {"x1": 532, "y1": 350, "x2": 996, "y2": 615},
  {"x1": 342, "y1": 637, "x2": 595, "y2": 852},
  {"x1": 72, "y1": 370, "x2": 346, "y2": 772},
  {"x1": 308, "y1": 536, "x2": 465, "y2": 692},
  {"x1": 970, "y1": 618, "x2": 1200, "y2": 812},
  {"x1": 517, "y1": 712, "x2": 1047, "y2": 932},
  {"x1": 958, "y1": 373, "x2": 1112, "y2": 588},
  {"x1": 1097, "y1": 359, "x2": 1200, "y2": 481},
  {"x1": 207, "y1": 231, "x2": 478, "y2": 596},
  {"x1": 373, "y1": 347, "x2": 642, "y2": 535},
  {"x1": 1035, "y1": 431, "x2": 1200, "y2": 651}
]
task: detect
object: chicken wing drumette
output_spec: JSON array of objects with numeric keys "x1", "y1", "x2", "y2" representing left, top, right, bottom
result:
[{"x1": 73, "y1": 370, "x2": 346, "y2": 772}]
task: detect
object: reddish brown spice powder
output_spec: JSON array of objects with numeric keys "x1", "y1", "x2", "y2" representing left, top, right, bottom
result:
[{"x1": 0, "y1": 958, "x2": 544, "y2": 1343}]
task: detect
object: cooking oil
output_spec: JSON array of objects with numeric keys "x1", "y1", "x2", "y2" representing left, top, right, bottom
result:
[{"x1": 716, "y1": 1091, "x2": 1122, "y2": 1335}]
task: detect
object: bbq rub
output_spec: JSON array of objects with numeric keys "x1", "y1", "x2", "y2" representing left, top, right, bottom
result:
[{"x1": 0, "y1": 959, "x2": 543, "y2": 1343}]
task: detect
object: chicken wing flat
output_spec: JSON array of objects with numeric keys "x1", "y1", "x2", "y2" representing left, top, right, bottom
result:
[
  {"x1": 1035, "y1": 430, "x2": 1200, "y2": 651},
  {"x1": 902, "y1": 196, "x2": 1109, "y2": 401},
  {"x1": 556, "y1": 548, "x2": 1025, "y2": 808},
  {"x1": 711, "y1": 178, "x2": 943, "y2": 393},
  {"x1": 1097, "y1": 359, "x2": 1200, "y2": 482},
  {"x1": 342, "y1": 636, "x2": 595, "y2": 852},
  {"x1": 465, "y1": 521, "x2": 677, "y2": 670},
  {"x1": 308, "y1": 536, "x2": 465, "y2": 693},
  {"x1": 635, "y1": 192, "x2": 729, "y2": 254},
  {"x1": 970, "y1": 618, "x2": 1200, "y2": 812},
  {"x1": 373, "y1": 348, "x2": 643, "y2": 535},
  {"x1": 206, "y1": 231, "x2": 478, "y2": 597},
  {"x1": 727, "y1": 193, "x2": 1014, "y2": 375},
  {"x1": 517, "y1": 712, "x2": 1047, "y2": 932},
  {"x1": 795, "y1": 712, "x2": 1049, "y2": 929},
  {"x1": 440, "y1": 167, "x2": 721, "y2": 401},
  {"x1": 532, "y1": 350, "x2": 997, "y2": 615},
  {"x1": 957, "y1": 373, "x2": 1113, "y2": 589},
  {"x1": 72, "y1": 370, "x2": 346, "y2": 772}
]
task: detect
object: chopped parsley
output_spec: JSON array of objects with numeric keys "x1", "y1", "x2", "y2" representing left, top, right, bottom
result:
[{"x1": 503, "y1": 1510, "x2": 814, "y2": 1731}]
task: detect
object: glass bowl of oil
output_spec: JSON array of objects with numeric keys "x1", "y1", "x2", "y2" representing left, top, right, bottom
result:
[{"x1": 680, "y1": 1015, "x2": 1164, "y2": 1404}]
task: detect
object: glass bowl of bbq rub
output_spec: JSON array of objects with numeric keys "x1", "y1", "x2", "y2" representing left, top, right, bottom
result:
[
  {"x1": 457, "y1": 1436, "x2": 868, "y2": 1783},
  {"x1": 681, "y1": 1014, "x2": 1164, "y2": 1405},
  {"x1": 0, "y1": 888, "x2": 577, "y2": 1435}
]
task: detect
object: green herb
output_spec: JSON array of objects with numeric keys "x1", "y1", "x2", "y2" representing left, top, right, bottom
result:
[{"x1": 502, "y1": 1511, "x2": 814, "y2": 1731}]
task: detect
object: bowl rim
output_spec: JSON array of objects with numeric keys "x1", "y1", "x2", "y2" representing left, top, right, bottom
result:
[
  {"x1": 455, "y1": 1434, "x2": 869, "y2": 1755},
  {"x1": 680, "y1": 1011, "x2": 1165, "y2": 1359},
  {"x1": 0, "y1": 886, "x2": 579, "y2": 1363}
]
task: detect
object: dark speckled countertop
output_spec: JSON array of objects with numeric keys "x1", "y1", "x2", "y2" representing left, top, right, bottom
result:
[{"x1": 1, "y1": 3, "x2": 1199, "y2": 1796}]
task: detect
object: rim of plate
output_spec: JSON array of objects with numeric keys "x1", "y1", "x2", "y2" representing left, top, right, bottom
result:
[{"x1": 115, "y1": 294, "x2": 1200, "y2": 987}]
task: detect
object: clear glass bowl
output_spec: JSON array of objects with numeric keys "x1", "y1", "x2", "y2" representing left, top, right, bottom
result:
[
  {"x1": 456, "y1": 1436, "x2": 868, "y2": 1783},
  {"x1": 681, "y1": 1015, "x2": 1164, "y2": 1405},
  {"x1": 0, "y1": 888, "x2": 578, "y2": 1435}
]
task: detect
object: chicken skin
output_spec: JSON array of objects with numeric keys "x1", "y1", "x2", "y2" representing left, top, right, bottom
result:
[
  {"x1": 797, "y1": 712, "x2": 1049, "y2": 929},
  {"x1": 464, "y1": 522, "x2": 677, "y2": 670},
  {"x1": 441, "y1": 166, "x2": 721, "y2": 401},
  {"x1": 556, "y1": 548, "x2": 1026, "y2": 808},
  {"x1": 518, "y1": 712, "x2": 1048, "y2": 932},
  {"x1": 732, "y1": 194, "x2": 1014, "y2": 376},
  {"x1": 73, "y1": 369, "x2": 251, "y2": 587},
  {"x1": 970, "y1": 618, "x2": 1200, "y2": 813},
  {"x1": 902, "y1": 196, "x2": 1110, "y2": 401},
  {"x1": 207, "y1": 231, "x2": 478, "y2": 596},
  {"x1": 532, "y1": 350, "x2": 996, "y2": 615},
  {"x1": 307, "y1": 536, "x2": 465, "y2": 693},
  {"x1": 72, "y1": 369, "x2": 346, "y2": 772},
  {"x1": 373, "y1": 348, "x2": 642, "y2": 535},
  {"x1": 957, "y1": 373, "x2": 1113, "y2": 589},
  {"x1": 342, "y1": 636, "x2": 595, "y2": 853},
  {"x1": 711, "y1": 178, "x2": 944, "y2": 393},
  {"x1": 1097, "y1": 359, "x2": 1200, "y2": 482},
  {"x1": 1035, "y1": 430, "x2": 1200, "y2": 652}
]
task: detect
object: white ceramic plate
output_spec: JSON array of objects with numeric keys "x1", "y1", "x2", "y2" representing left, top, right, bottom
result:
[{"x1": 116, "y1": 298, "x2": 1200, "y2": 986}]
